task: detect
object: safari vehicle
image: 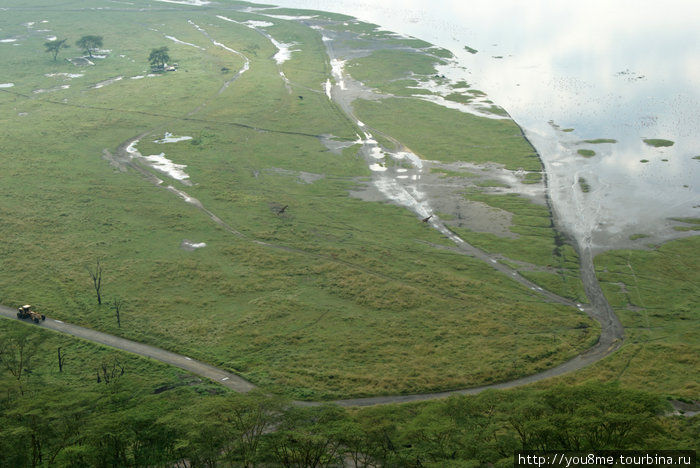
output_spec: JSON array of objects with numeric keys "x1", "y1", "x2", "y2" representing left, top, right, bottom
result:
[{"x1": 17, "y1": 305, "x2": 45, "y2": 324}]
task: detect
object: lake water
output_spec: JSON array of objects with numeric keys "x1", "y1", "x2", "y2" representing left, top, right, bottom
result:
[{"x1": 262, "y1": 0, "x2": 700, "y2": 252}]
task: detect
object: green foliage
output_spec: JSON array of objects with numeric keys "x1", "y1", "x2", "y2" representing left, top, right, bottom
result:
[
  {"x1": 577, "y1": 149, "x2": 596, "y2": 157},
  {"x1": 583, "y1": 138, "x2": 617, "y2": 144},
  {"x1": 578, "y1": 177, "x2": 591, "y2": 192},
  {"x1": 44, "y1": 39, "x2": 69, "y2": 61},
  {"x1": 148, "y1": 46, "x2": 170, "y2": 70},
  {"x1": 643, "y1": 138, "x2": 674, "y2": 147},
  {"x1": 353, "y1": 98, "x2": 541, "y2": 170},
  {"x1": 76, "y1": 35, "x2": 103, "y2": 58}
]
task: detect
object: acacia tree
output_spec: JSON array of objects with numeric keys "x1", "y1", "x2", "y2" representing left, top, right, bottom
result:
[
  {"x1": 76, "y1": 35, "x2": 103, "y2": 58},
  {"x1": 148, "y1": 46, "x2": 170, "y2": 70},
  {"x1": 45, "y1": 38, "x2": 69, "y2": 61},
  {"x1": 0, "y1": 328, "x2": 41, "y2": 396}
]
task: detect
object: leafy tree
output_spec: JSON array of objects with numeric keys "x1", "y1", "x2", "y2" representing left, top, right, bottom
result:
[
  {"x1": 148, "y1": 46, "x2": 170, "y2": 70},
  {"x1": 44, "y1": 38, "x2": 69, "y2": 61},
  {"x1": 0, "y1": 328, "x2": 42, "y2": 396},
  {"x1": 263, "y1": 404, "x2": 347, "y2": 468},
  {"x1": 76, "y1": 35, "x2": 103, "y2": 58}
]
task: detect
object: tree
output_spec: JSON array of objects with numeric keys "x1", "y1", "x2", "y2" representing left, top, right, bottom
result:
[
  {"x1": 76, "y1": 35, "x2": 103, "y2": 58},
  {"x1": 45, "y1": 38, "x2": 69, "y2": 61},
  {"x1": 0, "y1": 328, "x2": 41, "y2": 396},
  {"x1": 148, "y1": 46, "x2": 170, "y2": 70},
  {"x1": 86, "y1": 258, "x2": 103, "y2": 305},
  {"x1": 57, "y1": 346, "x2": 67, "y2": 373},
  {"x1": 111, "y1": 298, "x2": 123, "y2": 328}
]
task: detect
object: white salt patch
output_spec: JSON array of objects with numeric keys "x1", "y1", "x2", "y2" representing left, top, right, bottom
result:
[
  {"x1": 143, "y1": 153, "x2": 190, "y2": 181},
  {"x1": 369, "y1": 163, "x2": 387, "y2": 172},
  {"x1": 357, "y1": 120, "x2": 365, "y2": 127},
  {"x1": 0, "y1": 39, "x2": 17, "y2": 43},
  {"x1": 415, "y1": 93, "x2": 508, "y2": 120},
  {"x1": 396, "y1": 168, "x2": 408, "y2": 173},
  {"x1": 324, "y1": 79, "x2": 331, "y2": 99},
  {"x1": 369, "y1": 147, "x2": 384, "y2": 159},
  {"x1": 0, "y1": 83, "x2": 14, "y2": 88},
  {"x1": 331, "y1": 59, "x2": 346, "y2": 90},
  {"x1": 182, "y1": 240, "x2": 206, "y2": 249},
  {"x1": 154, "y1": 132, "x2": 193, "y2": 143},
  {"x1": 165, "y1": 35, "x2": 205, "y2": 50},
  {"x1": 244, "y1": 20, "x2": 274, "y2": 28},
  {"x1": 45, "y1": 72, "x2": 83, "y2": 79},
  {"x1": 322, "y1": 35, "x2": 331, "y2": 42},
  {"x1": 271, "y1": 38, "x2": 297, "y2": 65},
  {"x1": 131, "y1": 75, "x2": 145, "y2": 79},
  {"x1": 46, "y1": 35, "x2": 57, "y2": 41}
]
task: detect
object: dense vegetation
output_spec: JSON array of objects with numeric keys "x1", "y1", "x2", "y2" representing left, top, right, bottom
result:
[{"x1": 1, "y1": 323, "x2": 696, "y2": 467}]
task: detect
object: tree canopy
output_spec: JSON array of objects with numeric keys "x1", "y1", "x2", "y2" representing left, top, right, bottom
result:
[
  {"x1": 44, "y1": 39, "x2": 69, "y2": 61},
  {"x1": 148, "y1": 46, "x2": 170, "y2": 70},
  {"x1": 76, "y1": 35, "x2": 103, "y2": 58}
]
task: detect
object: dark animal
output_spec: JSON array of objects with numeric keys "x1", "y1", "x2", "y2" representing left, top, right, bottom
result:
[
  {"x1": 422, "y1": 215, "x2": 433, "y2": 223},
  {"x1": 277, "y1": 205, "x2": 288, "y2": 215}
]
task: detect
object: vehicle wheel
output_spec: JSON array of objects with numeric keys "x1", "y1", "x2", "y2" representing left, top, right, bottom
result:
[
  {"x1": 41, "y1": 315, "x2": 46, "y2": 321},
  {"x1": 34, "y1": 318, "x2": 39, "y2": 323},
  {"x1": 17, "y1": 312, "x2": 21, "y2": 318}
]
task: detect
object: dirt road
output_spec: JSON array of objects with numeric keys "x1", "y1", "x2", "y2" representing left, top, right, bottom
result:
[{"x1": 0, "y1": 304, "x2": 255, "y2": 393}]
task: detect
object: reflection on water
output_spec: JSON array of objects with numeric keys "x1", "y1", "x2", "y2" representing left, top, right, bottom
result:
[{"x1": 267, "y1": 0, "x2": 700, "y2": 251}]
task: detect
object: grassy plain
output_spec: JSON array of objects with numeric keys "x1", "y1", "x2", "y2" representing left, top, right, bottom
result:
[{"x1": 1, "y1": 0, "x2": 694, "y2": 407}]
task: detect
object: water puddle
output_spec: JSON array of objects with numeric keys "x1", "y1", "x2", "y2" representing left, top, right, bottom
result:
[
  {"x1": 154, "y1": 132, "x2": 193, "y2": 143},
  {"x1": 126, "y1": 138, "x2": 192, "y2": 185},
  {"x1": 165, "y1": 35, "x2": 205, "y2": 50},
  {"x1": 45, "y1": 73, "x2": 84, "y2": 79},
  {"x1": 33, "y1": 85, "x2": 70, "y2": 93},
  {"x1": 92, "y1": 76, "x2": 123, "y2": 88},
  {"x1": 181, "y1": 240, "x2": 207, "y2": 250}
]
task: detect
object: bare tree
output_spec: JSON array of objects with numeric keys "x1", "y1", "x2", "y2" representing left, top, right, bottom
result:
[
  {"x1": 96, "y1": 357, "x2": 124, "y2": 384},
  {"x1": 57, "y1": 347, "x2": 67, "y2": 373},
  {"x1": 112, "y1": 298, "x2": 123, "y2": 328},
  {"x1": 86, "y1": 258, "x2": 103, "y2": 305}
]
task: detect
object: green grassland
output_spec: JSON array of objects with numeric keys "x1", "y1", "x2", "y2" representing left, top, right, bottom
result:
[
  {"x1": 0, "y1": 0, "x2": 598, "y2": 400},
  {"x1": 546, "y1": 236, "x2": 699, "y2": 399},
  {"x1": 0, "y1": 0, "x2": 695, "y2": 408}
]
